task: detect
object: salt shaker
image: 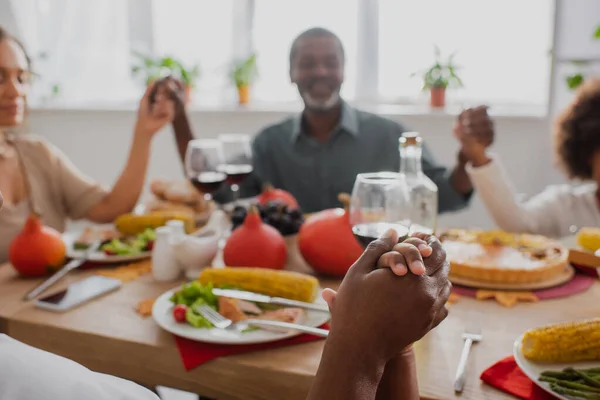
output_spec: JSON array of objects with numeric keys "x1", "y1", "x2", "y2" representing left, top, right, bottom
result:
[
  {"x1": 166, "y1": 219, "x2": 186, "y2": 239},
  {"x1": 151, "y1": 226, "x2": 181, "y2": 282}
]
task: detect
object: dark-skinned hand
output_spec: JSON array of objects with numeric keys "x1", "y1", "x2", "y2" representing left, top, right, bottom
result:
[
  {"x1": 454, "y1": 105, "x2": 495, "y2": 166},
  {"x1": 323, "y1": 230, "x2": 451, "y2": 362}
]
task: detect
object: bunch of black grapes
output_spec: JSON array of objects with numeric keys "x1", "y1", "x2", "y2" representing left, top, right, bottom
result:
[{"x1": 231, "y1": 201, "x2": 305, "y2": 236}]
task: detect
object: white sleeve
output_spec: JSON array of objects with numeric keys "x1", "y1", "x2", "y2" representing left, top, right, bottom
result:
[
  {"x1": 466, "y1": 156, "x2": 572, "y2": 238},
  {"x1": 0, "y1": 335, "x2": 160, "y2": 400}
]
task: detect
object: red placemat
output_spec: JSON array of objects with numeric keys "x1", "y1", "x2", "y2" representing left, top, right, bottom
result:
[
  {"x1": 453, "y1": 273, "x2": 595, "y2": 300},
  {"x1": 481, "y1": 356, "x2": 557, "y2": 400},
  {"x1": 174, "y1": 324, "x2": 329, "y2": 371}
]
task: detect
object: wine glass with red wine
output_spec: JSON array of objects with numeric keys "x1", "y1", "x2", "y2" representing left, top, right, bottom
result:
[
  {"x1": 218, "y1": 133, "x2": 253, "y2": 204},
  {"x1": 185, "y1": 139, "x2": 226, "y2": 201},
  {"x1": 349, "y1": 172, "x2": 411, "y2": 248}
]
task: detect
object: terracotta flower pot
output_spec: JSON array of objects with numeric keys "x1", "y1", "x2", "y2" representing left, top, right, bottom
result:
[
  {"x1": 237, "y1": 85, "x2": 250, "y2": 105},
  {"x1": 430, "y1": 86, "x2": 446, "y2": 108}
]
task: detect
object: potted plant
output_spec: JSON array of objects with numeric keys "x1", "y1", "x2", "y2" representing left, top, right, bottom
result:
[
  {"x1": 131, "y1": 53, "x2": 200, "y2": 103},
  {"x1": 231, "y1": 54, "x2": 258, "y2": 105},
  {"x1": 564, "y1": 24, "x2": 600, "y2": 91},
  {"x1": 412, "y1": 46, "x2": 463, "y2": 108}
]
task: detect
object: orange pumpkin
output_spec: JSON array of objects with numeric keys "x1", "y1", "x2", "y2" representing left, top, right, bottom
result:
[
  {"x1": 223, "y1": 205, "x2": 287, "y2": 269},
  {"x1": 298, "y1": 193, "x2": 364, "y2": 277},
  {"x1": 257, "y1": 184, "x2": 299, "y2": 209},
  {"x1": 9, "y1": 213, "x2": 66, "y2": 277}
]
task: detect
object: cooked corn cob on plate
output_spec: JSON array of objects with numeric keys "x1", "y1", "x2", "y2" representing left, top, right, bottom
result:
[
  {"x1": 152, "y1": 268, "x2": 330, "y2": 344},
  {"x1": 514, "y1": 318, "x2": 600, "y2": 400}
]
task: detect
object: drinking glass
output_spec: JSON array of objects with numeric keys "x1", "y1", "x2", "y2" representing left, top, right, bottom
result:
[
  {"x1": 185, "y1": 139, "x2": 226, "y2": 201},
  {"x1": 349, "y1": 172, "x2": 411, "y2": 248},
  {"x1": 218, "y1": 133, "x2": 253, "y2": 204}
]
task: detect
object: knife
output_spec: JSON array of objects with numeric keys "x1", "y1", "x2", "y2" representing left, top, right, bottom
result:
[
  {"x1": 211, "y1": 288, "x2": 330, "y2": 313},
  {"x1": 23, "y1": 240, "x2": 102, "y2": 301}
]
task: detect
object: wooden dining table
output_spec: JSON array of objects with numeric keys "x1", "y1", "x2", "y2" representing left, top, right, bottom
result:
[{"x1": 1, "y1": 260, "x2": 598, "y2": 400}]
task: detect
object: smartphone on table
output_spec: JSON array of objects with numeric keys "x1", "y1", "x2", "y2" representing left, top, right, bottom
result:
[{"x1": 34, "y1": 276, "x2": 122, "y2": 312}]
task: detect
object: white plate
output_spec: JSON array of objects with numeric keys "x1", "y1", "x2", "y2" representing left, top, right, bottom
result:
[
  {"x1": 63, "y1": 232, "x2": 151, "y2": 264},
  {"x1": 152, "y1": 286, "x2": 330, "y2": 345},
  {"x1": 513, "y1": 334, "x2": 600, "y2": 400}
]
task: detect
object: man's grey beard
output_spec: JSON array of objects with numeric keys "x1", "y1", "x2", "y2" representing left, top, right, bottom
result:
[{"x1": 301, "y1": 91, "x2": 341, "y2": 112}]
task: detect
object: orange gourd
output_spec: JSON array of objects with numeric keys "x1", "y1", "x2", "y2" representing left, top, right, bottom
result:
[
  {"x1": 9, "y1": 213, "x2": 66, "y2": 277},
  {"x1": 257, "y1": 184, "x2": 299, "y2": 209},
  {"x1": 298, "y1": 193, "x2": 364, "y2": 277},
  {"x1": 223, "y1": 205, "x2": 287, "y2": 269}
]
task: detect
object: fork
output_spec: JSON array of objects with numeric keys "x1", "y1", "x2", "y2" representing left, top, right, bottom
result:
[
  {"x1": 454, "y1": 329, "x2": 483, "y2": 393},
  {"x1": 194, "y1": 304, "x2": 329, "y2": 337}
]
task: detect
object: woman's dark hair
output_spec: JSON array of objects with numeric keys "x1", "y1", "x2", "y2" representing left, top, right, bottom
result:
[
  {"x1": 554, "y1": 77, "x2": 600, "y2": 180},
  {"x1": 0, "y1": 26, "x2": 32, "y2": 69}
]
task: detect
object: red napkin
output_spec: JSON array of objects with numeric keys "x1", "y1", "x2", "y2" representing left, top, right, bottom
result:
[
  {"x1": 480, "y1": 356, "x2": 557, "y2": 400},
  {"x1": 173, "y1": 324, "x2": 329, "y2": 371}
]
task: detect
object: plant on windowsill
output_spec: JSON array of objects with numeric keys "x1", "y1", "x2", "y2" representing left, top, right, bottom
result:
[
  {"x1": 411, "y1": 46, "x2": 463, "y2": 108},
  {"x1": 564, "y1": 24, "x2": 600, "y2": 91},
  {"x1": 231, "y1": 54, "x2": 258, "y2": 105},
  {"x1": 131, "y1": 52, "x2": 200, "y2": 104}
]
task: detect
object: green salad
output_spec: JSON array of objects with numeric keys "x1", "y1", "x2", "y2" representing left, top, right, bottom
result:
[
  {"x1": 170, "y1": 281, "x2": 219, "y2": 328},
  {"x1": 101, "y1": 228, "x2": 156, "y2": 255}
]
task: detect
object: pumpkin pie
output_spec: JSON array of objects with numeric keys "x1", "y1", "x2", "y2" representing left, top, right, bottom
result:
[{"x1": 439, "y1": 229, "x2": 569, "y2": 284}]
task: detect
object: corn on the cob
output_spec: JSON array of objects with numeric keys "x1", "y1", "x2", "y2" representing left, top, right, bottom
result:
[
  {"x1": 115, "y1": 211, "x2": 195, "y2": 236},
  {"x1": 577, "y1": 227, "x2": 600, "y2": 252},
  {"x1": 198, "y1": 267, "x2": 320, "y2": 303},
  {"x1": 522, "y1": 318, "x2": 600, "y2": 363}
]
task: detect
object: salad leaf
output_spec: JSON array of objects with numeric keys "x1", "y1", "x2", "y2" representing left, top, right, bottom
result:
[
  {"x1": 170, "y1": 281, "x2": 218, "y2": 308},
  {"x1": 102, "y1": 239, "x2": 143, "y2": 255},
  {"x1": 138, "y1": 228, "x2": 156, "y2": 242},
  {"x1": 185, "y1": 305, "x2": 213, "y2": 328}
]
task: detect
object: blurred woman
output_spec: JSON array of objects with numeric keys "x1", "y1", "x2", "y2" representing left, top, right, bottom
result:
[
  {"x1": 0, "y1": 26, "x2": 175, "y2": 262},
  {"x1": 455, "y1": 78, "x2": 600, "y2": 237}
]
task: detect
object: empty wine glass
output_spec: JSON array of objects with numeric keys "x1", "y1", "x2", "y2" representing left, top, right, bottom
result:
[
  {"x1": 185, "y1": 139, "x2": 226, "y2": 201},
  {"x1": 349, "y1": 172, "x2": 411, "y2": 248},
  {"x1": 218, "y1": 133, "x2": 253, "y2": 204}
]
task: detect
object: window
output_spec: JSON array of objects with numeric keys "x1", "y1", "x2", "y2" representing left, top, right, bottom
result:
[
  {"x1": 6, "y1": 0, "x2": 556, "y2": 108},
  {"x1": 252, "y1": 0, "x2": 358, "y2": 103},
  {"x1": 151, "y1": 0, "x2": 235, "y2": 103},
  {"x1": 378, "y1": 0, "x2": 554, "y2": 106},
  {"x1": 10, "y1": 0, "x2": 134, "y2": 104}
]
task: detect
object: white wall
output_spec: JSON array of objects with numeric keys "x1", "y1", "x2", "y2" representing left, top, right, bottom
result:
[{"x1": 27, "y1": 105, "x2": 558, "y2": 230}]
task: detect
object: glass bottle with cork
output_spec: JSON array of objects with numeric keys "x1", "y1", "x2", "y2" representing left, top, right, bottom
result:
[{"x1": 399, "y1": 132, "x2": 438, "y2": 234}]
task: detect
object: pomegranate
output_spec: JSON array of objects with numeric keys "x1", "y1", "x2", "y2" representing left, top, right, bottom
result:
[
  {"x1": 9, "y1": 213, "x2": 67, "y2": 277},
  {"x1": 298, "y1": 193, "x2": 364, "y2": 277},
  {"x1": 257, "y1": 184, "x2": 299, "y2": 209},
  {"x1": 223, "y1": 205, "x2": 287, "y2": 269}
]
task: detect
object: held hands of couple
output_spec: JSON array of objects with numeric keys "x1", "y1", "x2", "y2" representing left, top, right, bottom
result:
[
  {"x1": 134, "y1": 81, "x2": 178, "y2": 140},
  {"x1": 322, "y1": 230, "x2": 451, "y2": 363},
  {"x1": 454, "y1": 105, "x2": 494, "y2": 167}
]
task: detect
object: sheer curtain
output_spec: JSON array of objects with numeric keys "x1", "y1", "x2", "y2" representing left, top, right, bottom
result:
[{"x1": 8, "y1": 0, "x2": 135, "y2": 105}]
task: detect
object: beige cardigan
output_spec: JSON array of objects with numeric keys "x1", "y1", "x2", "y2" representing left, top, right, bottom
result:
[
  {"x1": 466, "y1": 155, "x2": 600, "y2": 238},
  {"x1": 0, "y1": 135, "x2": 107, "y2": 262}
]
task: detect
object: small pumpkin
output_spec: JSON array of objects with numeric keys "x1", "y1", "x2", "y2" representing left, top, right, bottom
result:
[
  {"x1": 9, "y1": 213, "x2": 67, "y2": 277},
  {"x1": 257, "y1": 184, "x2": 299, "y2": 209},
  {"x1": 223, "y1": 205, "x2": 287, "y2": 269},
  {"x1": 298, "y1": 193, "x2": 364, "y2": 277}
]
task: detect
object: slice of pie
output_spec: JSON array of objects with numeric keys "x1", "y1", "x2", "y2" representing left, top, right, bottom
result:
[{"x1": 438, "y1": 229, "x2": 569, "y2": 284}]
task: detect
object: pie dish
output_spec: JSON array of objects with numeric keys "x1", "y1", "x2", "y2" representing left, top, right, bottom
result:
[{"x1": 439, "y1": 229, "x2": 569, "y2": 284}]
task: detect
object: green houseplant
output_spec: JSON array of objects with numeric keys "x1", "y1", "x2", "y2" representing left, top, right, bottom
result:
[
  {"x1": 411, "y1": 46, "x2": 463, "y2": 108},
  {"x1": 565, "y1": 24, "x2": 600, "y2": 90},
  {"x1": 131, "y1": 52, "x2": 200, "y2": 103},
  {"x1": 230, "y1": 54, "x2": 258, "y2": 105}
]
